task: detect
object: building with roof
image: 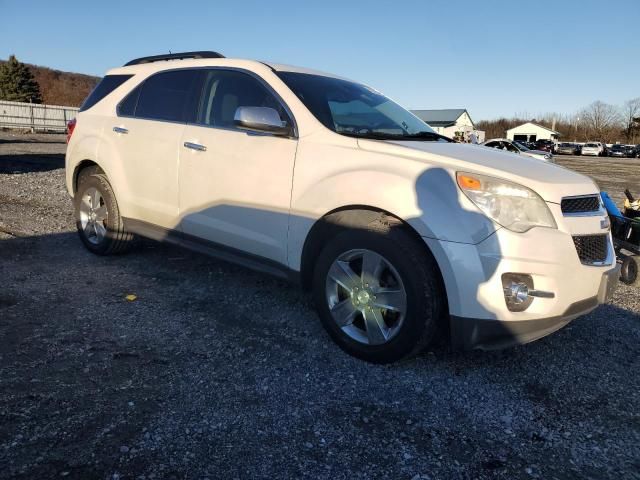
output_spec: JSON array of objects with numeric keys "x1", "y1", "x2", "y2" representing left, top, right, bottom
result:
[
  {"x1": 410, "y1": 108, "x2": 485, "y2": 143},
  {"x1": 505, "y1": 122, "x2": 560, "y2": 142}
]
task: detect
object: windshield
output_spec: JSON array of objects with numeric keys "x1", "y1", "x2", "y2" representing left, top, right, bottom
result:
[
  {"x1": 276, "y1": 71, "x2": 448, "y2": 141},
  {"x1": 513, "y1": 141, "x2": 530, "y2": 151}
]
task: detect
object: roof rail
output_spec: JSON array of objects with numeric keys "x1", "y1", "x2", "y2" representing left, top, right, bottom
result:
[{"x1": 124, "y1": 51, "x2": 225, "y2": 67}]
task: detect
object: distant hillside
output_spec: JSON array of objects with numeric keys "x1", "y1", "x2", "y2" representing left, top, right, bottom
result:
[{"x1": 0, "y1": 59, "x2": 100, "y2": 107}]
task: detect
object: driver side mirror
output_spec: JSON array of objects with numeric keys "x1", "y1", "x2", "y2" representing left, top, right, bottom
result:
[{"x1": 234, "y1": 106, "x2": 291, "y2": 136}]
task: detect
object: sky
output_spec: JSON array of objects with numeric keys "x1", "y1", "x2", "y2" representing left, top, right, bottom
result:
[{"x1": 1, "y1": 0, "x2": 639, "y2": 120}]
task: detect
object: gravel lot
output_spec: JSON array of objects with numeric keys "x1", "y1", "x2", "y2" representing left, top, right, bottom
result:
[{"x1": 1, "y1": 131, "x2": 639, "y2": 480}]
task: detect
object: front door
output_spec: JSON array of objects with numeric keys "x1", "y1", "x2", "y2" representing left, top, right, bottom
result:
[{"x1": 178, "y1": 69, "x2": 297, "y2": 265}]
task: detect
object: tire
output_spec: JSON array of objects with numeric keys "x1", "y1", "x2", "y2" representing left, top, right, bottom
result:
[
  {"x1": 620, "y1": 256, "x2": 639, "y2": 287},
  {"x1": 74, "y1": 169, "x2": 135, "y2": 255},
  {"x1": 312, "y1": 217, "x2": 445, "y2": 364}
]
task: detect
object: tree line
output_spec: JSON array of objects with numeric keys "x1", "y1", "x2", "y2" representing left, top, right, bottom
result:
[
  {"x1": 0, "y1": 55, "x2": 99, "y2": 107},
  {"x1": 477, "y1": 99, "x2": 640, "y2": 145}
]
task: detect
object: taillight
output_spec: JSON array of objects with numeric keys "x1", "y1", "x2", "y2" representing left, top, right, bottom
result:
[{"x1": 66, "y1": 118, "x2": 77, "y2": 143}]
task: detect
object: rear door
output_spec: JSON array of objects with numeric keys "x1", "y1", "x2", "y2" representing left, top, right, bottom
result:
[
  {"x1": 113, "y1": 69, "x2": 202, "y2": 229},
  {"x1": 178, "y1": 69, "x2": 297, "y2": 265}
]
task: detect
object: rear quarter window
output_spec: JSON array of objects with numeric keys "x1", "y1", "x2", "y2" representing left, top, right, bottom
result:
[
  {"x1": 117, "y1": 84, "x2": 142, "y2": 117},
  {"x1": 79, "y1": 74, "x2": 133, "y2": 112}
]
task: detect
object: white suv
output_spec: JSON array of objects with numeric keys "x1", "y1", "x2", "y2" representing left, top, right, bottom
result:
[{"x1": 66, "y1": 51, "x2": 619, "y2": 363}]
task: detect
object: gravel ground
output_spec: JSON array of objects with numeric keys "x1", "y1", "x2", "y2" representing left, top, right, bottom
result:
[{"x1": 1, "y1": 131, "x2": 639, "y2": 480}]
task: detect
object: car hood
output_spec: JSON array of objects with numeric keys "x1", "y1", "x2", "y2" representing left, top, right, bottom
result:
[{"x1": 357, "y1": 140, "x2": 599, "y2": 203}]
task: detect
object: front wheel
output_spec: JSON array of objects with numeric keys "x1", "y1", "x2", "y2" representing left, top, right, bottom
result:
[{"x1": 312, "y1": 220, "x2": 446, "y2": 363}]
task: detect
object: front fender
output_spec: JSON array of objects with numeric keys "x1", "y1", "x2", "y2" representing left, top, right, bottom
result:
[{"x1": 288, "y1": 166, "x2": 496, "y2": 271}]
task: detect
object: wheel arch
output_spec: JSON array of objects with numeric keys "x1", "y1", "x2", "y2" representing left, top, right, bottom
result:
[
  {"x1": 72, "y1": 160, "x2": 104, "y2": 194},
  {"x1": 299, "y1": 206, "x2": 448, "y2": 308}
]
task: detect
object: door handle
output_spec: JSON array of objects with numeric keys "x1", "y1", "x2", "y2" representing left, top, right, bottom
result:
[
  {"x1": 113, "y1": 126, "x2": 128, "y2": 134},
  {"x1": 184, "y1": 141, "x2": 207, "y2": 152}
]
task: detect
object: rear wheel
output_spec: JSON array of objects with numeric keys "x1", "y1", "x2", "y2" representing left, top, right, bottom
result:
[
  {"x1": 74, "y1": 170, "x2": 135, "y2": 255},
  {"x1": 312, "y1": 219, "x2": 445, "y2": 363}
]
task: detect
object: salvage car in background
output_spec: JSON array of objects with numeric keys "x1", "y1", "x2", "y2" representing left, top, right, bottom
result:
[
  {"x1": 626, "y1": 145, "x2": 637, "y2": 158},
  {"x1": 535, "y1": 139, "x2": 555, "y2": 153},
  {"x1": 581, "y1": 142, "x2": 604, "y2": 156},
  {"x1": 482, "y1": 138, "x2": 553, "y2": 162},
  {"x1": 555, "y1": 143, "x2": 581, "y2": 155},
  {"x1": 608, "y1": 144, "x2": 631, "y2": 158}
]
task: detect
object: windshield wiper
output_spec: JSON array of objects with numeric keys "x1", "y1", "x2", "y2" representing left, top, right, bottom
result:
[
  {"x1": 338, "y1": 132, "x2": 404, "y2": 140},
  {"x1": 399, "y1": 131, "x2": 453, "y2": 142},
  {"x1": 338, "y1": 131, "x2": 452, "y2": 142}
]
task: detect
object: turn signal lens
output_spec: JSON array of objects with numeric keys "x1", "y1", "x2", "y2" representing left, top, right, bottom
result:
[{"x1": 457, "y1": 174, "x2": 481, "y2": 190}]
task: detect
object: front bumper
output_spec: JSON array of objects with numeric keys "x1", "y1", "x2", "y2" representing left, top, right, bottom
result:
[
  {"x1": 450, "y1": 264, "x2": 619, "y2": 350},
  {"x1": 422, "y1": 215, "x2": 619, "y2": 350}
]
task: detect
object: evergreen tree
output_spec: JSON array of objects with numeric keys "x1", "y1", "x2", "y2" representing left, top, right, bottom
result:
[{"x1": 0, "y1": 55, "x2": 42, "y2": 103}]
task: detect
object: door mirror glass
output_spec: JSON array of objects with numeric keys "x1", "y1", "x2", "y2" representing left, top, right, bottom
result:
[{"x1": 234, "y1": 106, "x2": 290, "y2": 136}]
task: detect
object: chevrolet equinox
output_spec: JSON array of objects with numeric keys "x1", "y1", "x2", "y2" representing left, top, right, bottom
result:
[{"x1": 65, "y1": 51, "x2": 619, "y2": 363}]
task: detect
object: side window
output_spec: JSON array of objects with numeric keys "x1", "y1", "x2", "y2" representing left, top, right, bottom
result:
[
  {"x1": 80, "y1": 74, "x2": 133, "y2": 112},
  {"x1": 197, "y1": 70, "x2": 290, "y2": 128},
  {"x1": 504, "y1": 142, "x2": 519, "y2": 153},
  {"x1": 486, "y1": 141, "x2": 498, "y2": 148},
  {"x1": 135, "y1": 70, "x2": 202, "y2": 122},
  {"x1": 117, "y1": 84, "x2": 141, "y2": 117}
]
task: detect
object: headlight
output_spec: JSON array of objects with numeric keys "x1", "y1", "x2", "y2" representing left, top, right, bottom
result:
[{"x1": 456, "y1": 172, "x2": 557, "y2": 233}]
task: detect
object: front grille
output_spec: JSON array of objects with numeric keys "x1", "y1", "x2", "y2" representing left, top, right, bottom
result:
[
  {"x1": 561, "y1": 195, "x2": 600, "y2": 214},
  {"x1": 572, "y1": 234, "x2": 608, "y2": 265}
]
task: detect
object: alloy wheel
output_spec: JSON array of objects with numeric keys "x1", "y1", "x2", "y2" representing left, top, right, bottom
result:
[
  {"x1": 325, "y1": 249, "x2": 407, "y2": 346},
  {"x1": 79, "y1": 187, "x2": 108, "y2": 245}
]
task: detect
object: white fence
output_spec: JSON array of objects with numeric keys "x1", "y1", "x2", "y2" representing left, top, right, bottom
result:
[{"x1": 0, "y1": 100, "x2": 79, "y2": 132}]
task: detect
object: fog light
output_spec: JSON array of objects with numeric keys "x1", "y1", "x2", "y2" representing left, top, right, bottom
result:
[
  {"x1": 509, "y1": 283, "x2": 530, "y2": 304},
  {"x1": 502, "y1": 273, "x2": 555, "y2": 312},
  {"x1": 502, "y1": 273, "x2": 534, "y2": 312}
]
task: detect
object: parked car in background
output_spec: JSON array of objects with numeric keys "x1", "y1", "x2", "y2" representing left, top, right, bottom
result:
[
  {"x1": 608, "y1": 144, "x2": 631, "y2": 158},
  {"x1": 65, "y1": 51, "x2": 616, "y2": 362},
  {"x1": 581, "y1": 142, "x2": 604, "y2": 156},
  {"x1": 635, "y1": 145, "x2": 640, "y2": 158},
  {"x1": 483, "y1": 138, "x2": 553, "y2": 162},
  {"x1": 519, "y1": 141, "x2": 537, "y2": 150},
  {"x1": 555, "y1": 143, "x2": 581, "y2": 155},
  {"x1": 535, "y1": 139, "x2": 555, "y2": 153}
]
